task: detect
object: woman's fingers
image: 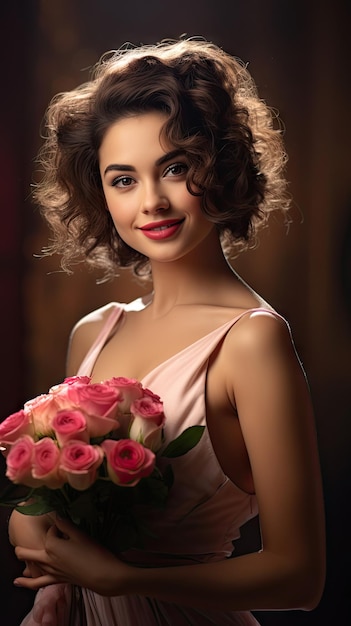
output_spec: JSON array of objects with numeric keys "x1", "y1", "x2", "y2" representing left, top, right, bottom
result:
[
  {"x1": 14, "y1": 545, "x2": 62, "y2": 586},
  {"x1": 46, "y1": 516, "x2": 88, "y2": 543},
  {"x1": 15, "y1": 545, "x2": 47, "y2": 563},
  {"x1": 22, "y1": 562, "x2": 33, "y2": 577},
  {"x1": 14, "y1": 573, "x2": 59, "y2": 590}
]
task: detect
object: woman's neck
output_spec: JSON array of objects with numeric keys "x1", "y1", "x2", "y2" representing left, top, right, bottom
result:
[{"x1": 146, "y1": 241, "x2": 241, "y2": 318}]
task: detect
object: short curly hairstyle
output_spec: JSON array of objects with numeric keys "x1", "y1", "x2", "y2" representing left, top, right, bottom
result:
[{"x1": 34, "y1": 36, "x2": 290, "y2": 280}]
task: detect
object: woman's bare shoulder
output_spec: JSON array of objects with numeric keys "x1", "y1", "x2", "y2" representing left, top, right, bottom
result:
[
  {"x1": 71, "y1": 292, "x2": 153, "y2": 337},
  {"x1": 66, "y1": 294, "x2": 153, "y2": 375},
  {"x1": 223, "y1": 307, "x2": 296, "y2": 370},
  {"x1": 66, "y1": 302, "x2": 120, "y2": 376},
  {"x1": 73, "y1": 302, "x2": 119, "y2": 333}
]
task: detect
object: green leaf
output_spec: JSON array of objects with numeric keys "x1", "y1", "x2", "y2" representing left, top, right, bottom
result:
[
  {"x1": 161, "y1": 425, "x2": 205, "y2": 458},
  {"x1": 0, "y1": 483, "x2": 33, "y2": 508},
  {"x1": 15, "y1": 500, "x2": 55, "y2": 516}
]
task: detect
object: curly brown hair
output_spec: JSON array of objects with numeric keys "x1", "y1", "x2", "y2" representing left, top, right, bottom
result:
[{"x1": 34, "y1": 36, "x2": 290, "y2": 280}]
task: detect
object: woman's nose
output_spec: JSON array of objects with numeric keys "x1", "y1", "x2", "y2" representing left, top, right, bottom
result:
[{"x1": 141, "y1": 182, "x2": 169, "y2": 214}]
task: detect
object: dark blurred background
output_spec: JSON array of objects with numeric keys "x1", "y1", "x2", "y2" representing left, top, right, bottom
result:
[{"x1": 1, "y1": 1, "x2": 350, "y2": 624}]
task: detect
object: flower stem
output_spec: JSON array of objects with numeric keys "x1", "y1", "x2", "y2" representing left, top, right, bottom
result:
[{"x1": 60, "y1": 486, "x2": 71, "y2": 503}]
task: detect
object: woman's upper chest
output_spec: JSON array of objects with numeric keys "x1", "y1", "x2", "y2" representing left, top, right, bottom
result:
[
  {"x1": 90, "y1": 304, "x2": 242, "y2": 383},
  {"x1": 87, "y1": 303, "x2": 255, "y2": 493}
]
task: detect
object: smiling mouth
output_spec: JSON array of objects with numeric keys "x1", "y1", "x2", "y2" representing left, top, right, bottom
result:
[
  {"x1": 152, "y1": 224, "x2": 176, "y2": 231},
  {"x1": 139, "y1": 218, "x2": 185, "y2": 240},
  {"x1": 140, "y1": 219, "x2": 185, "y2": 231}
]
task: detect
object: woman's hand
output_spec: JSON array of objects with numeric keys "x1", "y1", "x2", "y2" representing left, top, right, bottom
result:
[
  {"x1": 9, "y1": 509, "x2": 55, "y2": 581},
  {"x1": 14, "y1": 516, "x2": 133, "y2": 596},
  {"x1": 9, "y1": 509, "x2": 53, "y2": 549}
]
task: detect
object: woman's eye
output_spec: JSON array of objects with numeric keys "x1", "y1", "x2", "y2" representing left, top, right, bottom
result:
[
  {"x1": 112, "y1": 176, "x2": 134, "y2": 188},
  {"x1": 164, "y1": 162, "x2": 188, "y2": 177}
]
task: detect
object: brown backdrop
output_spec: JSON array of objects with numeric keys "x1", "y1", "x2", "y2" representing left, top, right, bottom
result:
[{"x1": 1, "y1": 1, "x2": 350, "y2": 624}]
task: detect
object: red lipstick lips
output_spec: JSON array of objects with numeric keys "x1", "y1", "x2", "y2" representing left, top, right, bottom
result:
[{"x1": 139, "y1": 218, "x2": 185, "y2": 240}]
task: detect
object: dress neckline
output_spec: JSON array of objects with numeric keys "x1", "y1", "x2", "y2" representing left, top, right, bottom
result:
[
  {"x1": 117, "y1": 303, "x2": 278, "y2": 383},
  {"x1": 78, "y1": 297, "x2": 281, "y2": 380}
]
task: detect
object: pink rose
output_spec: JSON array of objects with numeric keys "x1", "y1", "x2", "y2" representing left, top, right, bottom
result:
[
  {"x1": 24, "y1": 393, "x2": 59, "y2": 436},
  {"x1": 32, "y1": 438, "x2": 65, "y2": 489},
  {"x1": 6, "y1": 435, "x2": 41, "y2": 487},
  {"x1": 0, "y1": 409, "x2": 35, "y2": 449},
  {"x1": 52, "y1": 410, "x2": 89, "y2": 446},
  {"x1": 63, "y1": 376, "x2": 91, "y2": 386},
  {"x1": 49, "y1": 376, "x2": 91, "y2": 395},
  {"x1": 101, "y1": 438, "x2": 155, "y2": 487},
  {"x1": 59, "y1": 441, "x2": 104, "y2": 490},
  {"x1": 84, "y1": 413, "x2": 120, "y2": 438},
  {"x1": 104, "y1": 377, "x2": 144, "y2": 436},
  {"x1": 104, "y1": 377, "x2": 144, "y2": 413},
  {"x1": 142, "y1": 387, "x2": 161, "y2": 402},
  {"x1": 129, "y1": 395, "x2": 165, "y2": 451},
  {"x1": 54, "y1": 382, "x2": 122, "y2": 423}
]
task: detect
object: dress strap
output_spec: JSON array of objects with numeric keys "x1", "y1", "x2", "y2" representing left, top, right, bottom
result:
[{"x1": 76, "y1": 304, "x2": 124, "y2": 377}]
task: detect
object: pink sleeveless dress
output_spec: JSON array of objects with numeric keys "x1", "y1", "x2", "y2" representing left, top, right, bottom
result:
[{"x1": 22, "y1": 298, "x2": 284, "y2": 625}]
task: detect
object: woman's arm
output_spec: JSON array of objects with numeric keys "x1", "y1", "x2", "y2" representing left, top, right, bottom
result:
[
  {"x1": 13, "y1": 313, "x2": 326, "y2": 612},
  {"x1": 129, "y1": 313, "x2": 326, "y2": 611},
  {"x1": 9, "y1": 509, "x2": 57, "y2": 579}
]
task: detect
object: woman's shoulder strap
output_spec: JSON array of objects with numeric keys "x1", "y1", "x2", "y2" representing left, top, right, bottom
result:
[{"x1": 76, "y1": 303, "x2": 124, "y2": 377}]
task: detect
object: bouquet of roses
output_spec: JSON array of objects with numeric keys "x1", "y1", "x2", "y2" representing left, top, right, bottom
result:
[{"x1": 0, "y1": 375, "x2": 204, "y2": 552}]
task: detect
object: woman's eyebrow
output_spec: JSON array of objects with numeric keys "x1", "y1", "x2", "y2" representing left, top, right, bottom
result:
[
  {"x1": 103, "y1": 149, "x2": 185, "y2": 177},
  {"x1": 103, "y1": 164, "x2": 135, "y2": 176},
  {"x1": 155, "y1": 149, "x2": 185, "y2": 166}
]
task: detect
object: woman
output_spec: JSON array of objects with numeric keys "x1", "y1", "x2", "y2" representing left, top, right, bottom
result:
[{"x1": 10, "y1": 37, "x2": 325, "y2": 625}]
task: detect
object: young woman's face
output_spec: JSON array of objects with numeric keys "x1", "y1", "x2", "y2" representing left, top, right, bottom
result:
[{"x1": 99, "y1": 111, "x2": 217, "y2": 264}]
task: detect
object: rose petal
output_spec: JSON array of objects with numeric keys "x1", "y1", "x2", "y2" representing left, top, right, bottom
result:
[{"x1": 101, "y1": 439, "x2": 155, "y2": 486}]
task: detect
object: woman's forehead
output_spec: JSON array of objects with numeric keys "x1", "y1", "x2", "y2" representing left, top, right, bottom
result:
[{"x1": 99, "y1": 111, "x2": 173, "y2": 169}]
